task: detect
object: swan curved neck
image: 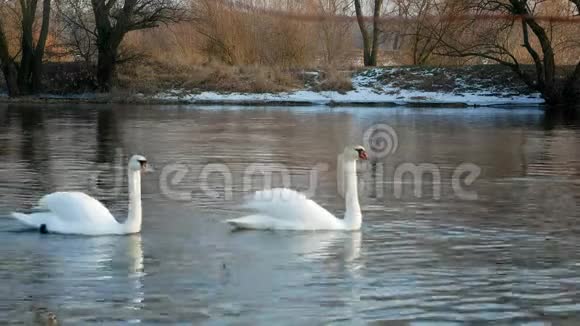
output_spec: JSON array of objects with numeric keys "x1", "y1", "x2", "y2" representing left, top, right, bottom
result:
[
  {"x1": 343, "y1": 158, "x2": 362, "y2": 230},
  {"x1": 124, "y1": 169, "x2": 142, "y2": 233}
]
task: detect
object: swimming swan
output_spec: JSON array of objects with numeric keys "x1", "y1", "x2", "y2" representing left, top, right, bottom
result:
[
  {"x1": 226, "y1": 146, "x2": 368, "y2": 230},
  {"x1": 11, "y1": 155, "x2": 151, "y2": 235}
]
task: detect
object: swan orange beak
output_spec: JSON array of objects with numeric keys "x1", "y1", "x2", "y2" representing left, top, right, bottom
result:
[{"x1": 359, "y1": 150, "x2": 368, "y2": 160}]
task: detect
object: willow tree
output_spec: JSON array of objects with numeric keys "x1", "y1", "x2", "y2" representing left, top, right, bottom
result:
[{"x1": 0, "y1": 0, "x2": 52, "y2": 96}]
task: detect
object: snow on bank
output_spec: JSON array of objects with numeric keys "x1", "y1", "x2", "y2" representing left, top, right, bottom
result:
[
  {"x1": 0, "y1": 67, "x2": 545, "y2": 106},
  {"x1": 154, "y1": 68, "x2": 544, "y2": 107}
]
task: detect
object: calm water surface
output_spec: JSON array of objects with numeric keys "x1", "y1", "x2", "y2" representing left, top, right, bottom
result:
[{"x1": 0, "y1": 104, "x2": 579, "y2": 324}]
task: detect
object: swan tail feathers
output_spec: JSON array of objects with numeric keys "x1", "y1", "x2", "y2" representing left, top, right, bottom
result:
[
  {"x1": 225, "y1": 215, "x2": 264, "y2": 230},
  {"x1": 225, "y1": 219, "x2": 256, "y2": 230},
  {"x1": 10, "y1": 212, "x2": 40, "y2": 227}
]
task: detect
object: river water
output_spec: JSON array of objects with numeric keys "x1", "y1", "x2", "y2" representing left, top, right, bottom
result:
[{"x1": 0, "y1": 104, "x2": 579, "y2": 324}]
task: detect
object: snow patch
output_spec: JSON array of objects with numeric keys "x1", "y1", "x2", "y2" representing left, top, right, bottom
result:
[{"x1": 154, "y1": 69, "x2": 544, "y2": 106}]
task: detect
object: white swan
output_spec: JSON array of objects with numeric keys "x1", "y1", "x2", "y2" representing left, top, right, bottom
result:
[
  {"x1": 10, "y1": 155, "x2": 151, "y2": 235},
  {"x1": 226, "y1": 146, "x2": 368, "y2": 231}
]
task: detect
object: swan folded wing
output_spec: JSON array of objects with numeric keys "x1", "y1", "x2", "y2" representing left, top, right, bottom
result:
[
  {"x1": 242, "y1": 188, "x2": 339, "y2": 229},
  {"x1": 39, "y1": 192, "x2": 117, "y2": 224}
]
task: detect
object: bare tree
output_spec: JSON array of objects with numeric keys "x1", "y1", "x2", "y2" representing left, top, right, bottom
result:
[
  {"x1": 316, "y1": 0, "x2": 352, "y2": 65},
  {"x1": 56, "y1": 0, "x2": 98, "y2": 63},
  {"x1": 92, "y1": 0, "x2": 187, "y2": 91},
  {"x1": 354, "y1": 0, "x2": 385, "y2": 66},
  {"x1": 395, "y1": 0, "x2": 458, "y2": 65},
  {"x1": 437, "y1": 0, "x2": 580, "y2": 106},
  {"x1": 0, "y1": 0, "x2": 52, "y2": 96}
]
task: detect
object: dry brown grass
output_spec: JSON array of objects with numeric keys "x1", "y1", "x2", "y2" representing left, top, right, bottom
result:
[
  {"x1": 124, "y1": 24, "x2": 204, "y2": 67},
  {"x1": 190, "y1": 0, "x2": 319, "y2": 67},
  {"x1": 116, "y1": 59, "x2": 303, "y2": 94},
  {"x1": 313, "y1": 68, "x2": 353, "y2": 93}
]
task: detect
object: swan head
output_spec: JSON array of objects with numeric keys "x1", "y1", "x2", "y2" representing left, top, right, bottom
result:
[
  {"x1": 128, "y1": 155, "x2": 151, "y2": 173},
  {"x1": 344, "y1": 146, "x2": 368, "y2": 161}
]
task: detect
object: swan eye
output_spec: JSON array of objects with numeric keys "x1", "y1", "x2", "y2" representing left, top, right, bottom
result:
[{"x1": 138, "y1": 160, "x2": 147, "y2": 167}]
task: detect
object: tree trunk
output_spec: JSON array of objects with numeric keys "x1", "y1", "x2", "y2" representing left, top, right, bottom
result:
[
  {"x1": 562, "y1": 61, "x2": 580, "y2": 105},
  {"x1": 540, "y1": 58, "x2": 559, "y2": 104},
  {"x1": 0, "y1": 15, "x2": 20, "y2": 97},
  {"x1": 2, "y1": 63, "x2": 20, "y2": 97},
  {"x1": 31, "y1": 0, "x2": 52, "y2": 93},
  {"x1": 369, "y1": 0, "x2": 384, "y2": 66},
  {"x1": 354, "y1": 0, "x2": 383, "y2": 66},
  {"x1": 31, "y1": 56, "x2": 43, "y2": 93},
  {"x1": 513, "y1": 0, "x2": 560, "y2": 105},
  {"x1": 10, "y1": 0, "x2": 51, "y2": 95},
  {"x1": 92, "y1": 0, "x2": 123, "y2": 92},
  {"x1": 96, "y1": 50, "x2": 116, "y2": 92},
  {"x1": 354, "y1": 0, "x2": 373, "y2": 66},
  {"x1": 18, "y1": 8, "x2": 35, "y2": 95},
  {"x1": 526, "y1": 19, "x2": 557, "y2": 103}
]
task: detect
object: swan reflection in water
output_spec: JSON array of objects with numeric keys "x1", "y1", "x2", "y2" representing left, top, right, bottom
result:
[
  {"x1": 18, "y1": 234, "x2": 145, "y2": 323},
  {"x1": 228, "y1": 229, "x2": 362, "y2": 265},
  {"x1": 223, "y1": 230, "x2": 363, "y2": 303},
  {"x1": 297, "y1": 230, "x2": 363, "y2": 264}
]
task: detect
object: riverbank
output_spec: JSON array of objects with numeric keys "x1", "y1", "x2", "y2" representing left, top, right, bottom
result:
[{"x1": 0, "y1": 65, "x2": 544, "y2": 107}]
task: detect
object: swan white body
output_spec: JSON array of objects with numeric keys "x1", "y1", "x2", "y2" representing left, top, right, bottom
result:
[
  {"x1": 226, "y1": 146, "x2": 367, "y2": 231},
  {"x1": 10, "y1": 155, "x2": 149, "y2": 236}
]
